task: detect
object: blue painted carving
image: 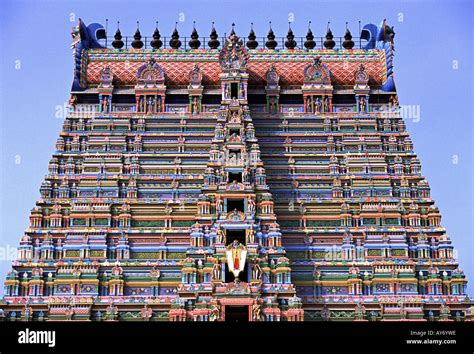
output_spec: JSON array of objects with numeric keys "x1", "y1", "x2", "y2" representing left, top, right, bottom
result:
[
  {"x1": 361, "y1": 20, "x2": 396, "y2": 92},
  {"x1": 72, "y1": 19, "x2": 106, "y2": 91},
  {"x1": 79, "y1": 21, "x2": 106, "y2": 49}
]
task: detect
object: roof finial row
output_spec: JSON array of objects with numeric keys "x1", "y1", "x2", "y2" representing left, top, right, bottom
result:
[{"x1": 110, "y1": 22, "x2": 358, "y2": 50}]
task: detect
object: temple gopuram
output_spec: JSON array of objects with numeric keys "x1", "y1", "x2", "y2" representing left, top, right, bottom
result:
[{"x1": 1, "y1": 19, "x2": 471, "y2": 322}]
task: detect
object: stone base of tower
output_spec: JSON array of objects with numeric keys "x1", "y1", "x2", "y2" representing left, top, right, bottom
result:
[{"x1": 2, "y1": 293, "x2": 473, "y2": 322}]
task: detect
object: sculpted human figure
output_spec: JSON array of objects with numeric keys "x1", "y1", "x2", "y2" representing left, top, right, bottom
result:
[
  {"x1": 192, "y1": 97, "x2": 199, "y2": 114},
  {"x1": 209, "y1": 303, "x2": 220, "y2": 321},
  {"x1": 323, "y1": 96, "x2": 329, "y2": 112},
  {"x1": 156, "y1": 97, "x2": 162, "y2": 112},
  {"x1": 68, "y1": 95, "x2": 77, "y2": 107},
  {"x1": 252, "y1": 301, "x2": 261, "y2": 321},
  {"x1": 251, "y1": 259, "x2": 262, "y2": 280},
  {"x1": 359, "y1": 96, "x2": 366, "y2": 112},
  {"x1": 247, "y1": 198, "x2": 255, "y2": 214},
  {"x1": 212, "y1": 259, "x2": 222, "y2": 281},
  {"x1": 147, "y1": 97, "x2": 154, "y2": 113},
  {"x1": 242, "y1": 169, "x2": 248, "y2": 183},
  {"x1": 269, "y1": 96, "x2": 279, "y2": 114},
  {"x1": 315, "y1": 97, "x2": 321, "y2": 113},
  {"x1": 220, "y1": 169, "x2": 227, "y2": 183},
  {"x1": 216, "y1": 227, "x2": 225, "y2": 244},
  {"x1": 102, "y1": 96, "x2": 109, "y2": 112},
  {"x1": 216, "y1": 198, "x2": 223, "y2": 215},
  {"x1": 306, "y1": 96, "x2": 312, "y2": 113}
]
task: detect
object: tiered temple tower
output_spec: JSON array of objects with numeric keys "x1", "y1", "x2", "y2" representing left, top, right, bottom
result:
[{"x1": 0, "y1": 19, "x2": 471, "y2": 322}]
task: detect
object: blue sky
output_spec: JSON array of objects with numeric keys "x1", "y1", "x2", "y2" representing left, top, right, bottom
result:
[{"x1": 0, "y1": 0, "x2": 472, "y2": 296}]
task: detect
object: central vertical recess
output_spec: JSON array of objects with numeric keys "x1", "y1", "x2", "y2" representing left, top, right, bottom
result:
[
  {"x1": 226, "y1": 229, "x2": 246, "y2": 245},
  {"x1": 226, "y1": 198, "x2": 244, "y2": 212},
  {"x1": 174, "y1": 30, "x2": 301, "y2": 322},
  {"x1": 230, "y1": 82, "x2": 238, "y2": 98}
]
